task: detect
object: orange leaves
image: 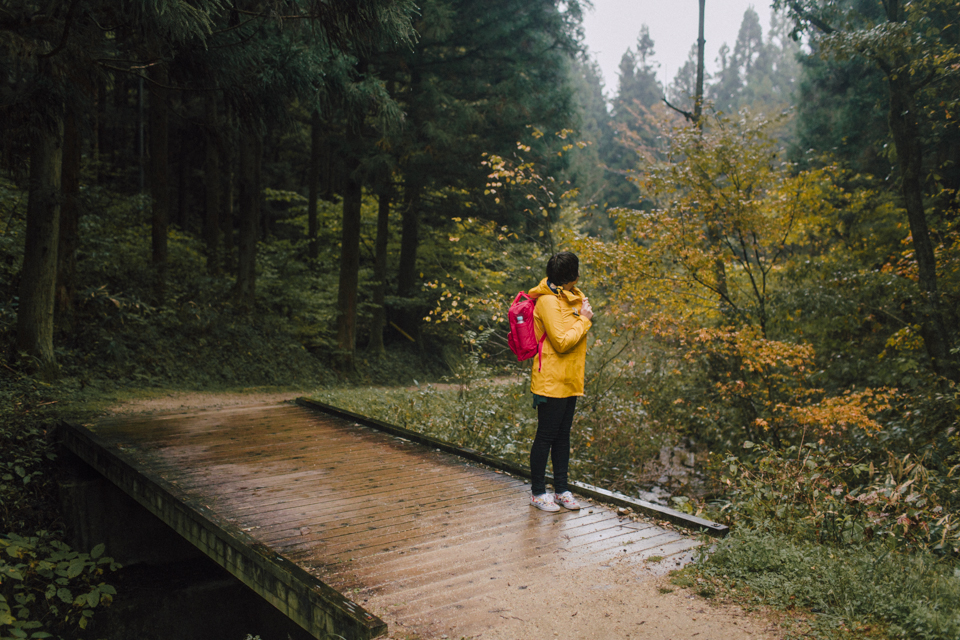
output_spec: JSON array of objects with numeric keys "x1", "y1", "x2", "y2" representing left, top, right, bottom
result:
[
  {"x1": 674, "y1": 325, "x2": 894, "y2": 441},
  {"x1": 787, "y1": 389, "x2": 893, "y2": 438}
]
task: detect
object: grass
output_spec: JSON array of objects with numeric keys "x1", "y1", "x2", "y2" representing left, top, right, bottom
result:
[
  {"x1": 313, "y1": 377, "x2": 536, "y2": 469},
  {"x1": 672, "y1": 527, "x2": 960, "y2": 640}
]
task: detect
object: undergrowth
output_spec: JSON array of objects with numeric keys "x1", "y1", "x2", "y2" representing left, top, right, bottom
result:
[
  {"x1": 681, "y1": 528, "x2": 960, "y2": 640},
  {"x1": 677, "y1": 392, "x2": 960, "y2": 640},
  {"x1": 0, "y1": 368, "x2": 122, "y2": 639}
]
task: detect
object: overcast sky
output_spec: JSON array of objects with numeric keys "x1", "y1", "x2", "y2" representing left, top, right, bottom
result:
[{"x1": 581, "y1": 0, "x2": 774, "y2": 97}]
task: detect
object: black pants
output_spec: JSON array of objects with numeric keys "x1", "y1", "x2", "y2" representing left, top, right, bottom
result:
[{"x1": 530, "y1": 396, "x2": 577, "y2": 496}]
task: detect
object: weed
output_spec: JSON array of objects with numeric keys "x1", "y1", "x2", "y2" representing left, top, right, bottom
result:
[{"x1": 669, "y1": 567, "x2": 696, "y2": 589}]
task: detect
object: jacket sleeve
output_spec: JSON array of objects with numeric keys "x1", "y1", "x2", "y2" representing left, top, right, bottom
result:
[{"x1": 536, "y1": 296, "x2": 592, "y2": 354}]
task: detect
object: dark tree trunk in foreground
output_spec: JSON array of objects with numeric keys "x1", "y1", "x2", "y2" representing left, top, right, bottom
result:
[
  {"x1": 203, "y1": 93, "x2": 221, "y2": 274},
  {"x1": 336, "y1": 159, "x2": 363, "y2": 368},
  {"x1": 235, "y1": 129, "x2": 262, "y2": 309},
  {"x1": 17, "y1": 110, "x2": 64, "y2": 380},
  {"x1": 149, "y1": 66, "x2": 170, "y2": 305},
  {"x1": 307, "y1": 110, "x2": 322, "y2": 260},
  {"x1": 784, "y1": 0, "x2": 957, "y2": 379},
  {"x1": 887, "y1": 70, "x2": 956, "y2": 378},
  {"x1": 56, "y1": 110, "x2": 82, "y2": 332},
  {"x1": 368, "y1": 186, "x2": 391, "y2": 355}
]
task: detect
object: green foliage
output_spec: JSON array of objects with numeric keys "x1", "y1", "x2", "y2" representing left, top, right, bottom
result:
[
  {"x1": 0, "y1": 371, "x2": 61, "y2": 535},
  {"x1": 0, "y1": 361, "x2": 119, "y2": 640},
  {"x1": 0, "y1": 177, "x2": 25, "y2": 304},
  {"x1": 692, "y1": 528, "x2": 960, "y2": 640},
  {"x1": 707, "y1": 8, "x2": 801, "y2": 119},
  {"x1": 371, "y1": 0, "x2": 585, "y2": 234},
  {"x1": 421, "y1": 214, "x2": 546, "y2": 349},
  {"x1": 1, "y1": 186, "x2": 336, "y2": 388},
  {"x1": 0, "y1": 533, "x2": 119, "y2": 639},
  {"x1": 790, "y1": 50, "x2": 891, "y2": 177}
]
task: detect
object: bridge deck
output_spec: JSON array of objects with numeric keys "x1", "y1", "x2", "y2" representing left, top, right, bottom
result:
[{"x1": 64, "y1": 401, "x2": 699, "y2": 639}]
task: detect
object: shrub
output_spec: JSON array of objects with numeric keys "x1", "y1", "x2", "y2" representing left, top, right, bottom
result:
[
  {"x1": 0, "y1": 372, "x2": 62, "y2": 535},
  {"x1": 0, "y1": 534, "x2": 119, "y2": 639}
]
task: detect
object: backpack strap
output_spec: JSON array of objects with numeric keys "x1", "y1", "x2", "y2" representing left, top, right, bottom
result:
[{"x1": 536, "y1": 331, "x2": 546, "y2": 371}]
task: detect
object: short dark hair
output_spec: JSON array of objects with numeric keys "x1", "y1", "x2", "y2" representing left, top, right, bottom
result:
[{"x1": 546, "y1": 251, "x2": 579, "y2": 286}]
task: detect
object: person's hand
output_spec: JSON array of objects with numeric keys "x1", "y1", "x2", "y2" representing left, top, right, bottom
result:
[{"x1": 581, "y1": 297, "x2": 594, "y2": 320}]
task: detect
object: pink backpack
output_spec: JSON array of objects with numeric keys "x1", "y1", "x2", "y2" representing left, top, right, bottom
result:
[{"x1": 507, "y1": 291, "x2": 547, "y2": 369}]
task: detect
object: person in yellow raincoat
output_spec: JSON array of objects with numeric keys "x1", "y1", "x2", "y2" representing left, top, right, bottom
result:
[{"x1": 526, "y1": 251, "x2": 593, "y2": 512}]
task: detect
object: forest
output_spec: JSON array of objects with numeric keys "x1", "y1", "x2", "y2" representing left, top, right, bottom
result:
[{"x1": 1, "y1": 0, "x2": 959, "y2": 638}]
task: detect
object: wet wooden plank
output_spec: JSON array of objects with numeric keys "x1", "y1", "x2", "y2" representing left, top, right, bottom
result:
[
  {"x1": 66, "y1": 402, "x2": 705, "y2": 640},
  {"x1": 59, "y1": 415, "x2": 386, "y2": 640}
]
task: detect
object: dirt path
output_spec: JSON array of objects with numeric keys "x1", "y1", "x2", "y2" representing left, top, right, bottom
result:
[
  {"x1": 470, "y1": 559, "x2": 779, "y2": 640},
  {"x1": 105, "y1": 390, "x2": 786, "y2": 640}
]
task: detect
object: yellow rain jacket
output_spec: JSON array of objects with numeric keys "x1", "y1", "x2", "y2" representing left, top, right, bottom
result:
[{"x1": 529, "y1": 278, "x2": 592, "y2": 397}]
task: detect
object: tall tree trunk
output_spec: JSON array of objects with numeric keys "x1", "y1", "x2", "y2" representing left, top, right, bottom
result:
[
  {"x1": 336, "y1": 159, "x2": 363, "y2": 369},
  {"x1": 56, "y1": 110, "x2": 81, "y2": 333},
  {"x1": 396, "y1": 179, "x2": 423, "y2": 336},
  {"x1": 17, "y1": 108, "x2": 64, "y2": 380},
  {"x1": 203, "y1": 93, "x2": 221, "y2": 274},
  {"x1": 307, "y1": 110, "x2": 322, "y2": 260},
  {"x1": 695, "y1": 0, "x2": 706, "y2": 123},
  {"x1": 149, "y1": 66, "x2": 170, "y2": 305},
  {"x1": 221, "y1": 128, "x2": 236, "y2": 272},
  {"x1": 888, "y1": 72, "x2": 956, "y2": 378},
  {"x1": 260, "y1": 125, "x2": 273, "y2": 240},
  {"x1": 234, "y1": 129, "x2": 262, "y2": 309},
  {"x1": 176, "y1": 127, "x2": 187, "y2": 229},
  {"x1": 368, "y1": 185, "x2": 391, "y2": 355},
  {"x1": 397, "y1": 179, "x2": 421, "y2": 298},
  {"x1": 94, "y1": 79, "x2": 105, "y2": 182},
  {"x1": 693, "y1": 0, "x2": 729, "y2": 309}
]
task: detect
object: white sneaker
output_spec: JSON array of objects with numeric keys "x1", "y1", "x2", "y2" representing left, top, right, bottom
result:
[
  {"x1": 554, "y1": 491, "x2": 581, "y2": 510},
  {"x1": 530, "y1": 493, "x2": 560, "y2": 512}
]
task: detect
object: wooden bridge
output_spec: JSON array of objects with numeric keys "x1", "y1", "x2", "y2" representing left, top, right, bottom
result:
[{"x1": 59, "y1": 399, "x2": 726, "y2": 640}]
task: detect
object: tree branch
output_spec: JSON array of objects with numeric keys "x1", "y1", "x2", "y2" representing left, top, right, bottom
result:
[
  {"x1": 661, "y1": 96, "x2": 695, "y2": 123},
  {"x1": 39, "y1": 0, "x2": 82, "y2": 58},
  {"x1": 787, "y1": 0, "x2": 835, "y2": 35}
]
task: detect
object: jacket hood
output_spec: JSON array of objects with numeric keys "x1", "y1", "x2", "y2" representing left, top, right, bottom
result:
[{"x1": 528, "y1": 277, "x2": 582, "y2": 301}]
